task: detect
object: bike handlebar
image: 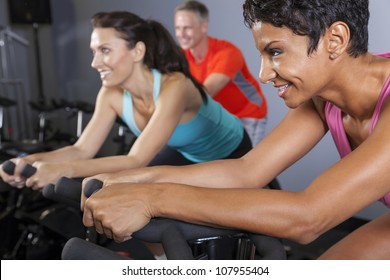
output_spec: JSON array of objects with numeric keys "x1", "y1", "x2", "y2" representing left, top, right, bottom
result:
[
  {"x1": 55, "y1": 177, "x2": 286, "y2": 260},
  {"x1": 1, "y1": 160, "x2": 37, "y2": 192},
  {"x1": 2, "y1": 160, "x2": 37, "y2": 178}
]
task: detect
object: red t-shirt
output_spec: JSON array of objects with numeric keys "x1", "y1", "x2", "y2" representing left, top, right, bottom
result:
[{"x1": 184, "y1": 37, "x2": 267, "y2": 119}]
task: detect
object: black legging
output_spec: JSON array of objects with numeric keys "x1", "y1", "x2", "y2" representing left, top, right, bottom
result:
[{"x1": 148, "y1": 130, "x2": 252, "y2": 166}]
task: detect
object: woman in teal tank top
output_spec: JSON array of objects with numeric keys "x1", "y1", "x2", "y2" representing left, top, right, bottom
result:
[{"x1": 0, "y1": 11, "x2": 251, "y2": 190}]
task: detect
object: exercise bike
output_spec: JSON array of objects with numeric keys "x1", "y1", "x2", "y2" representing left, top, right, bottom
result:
[
  {"x1": 0, "y1": 161, "x2": 85, "y2": 259},
  {"x1": 40, "y1": 171, "x2": 286, "y2": 260}
]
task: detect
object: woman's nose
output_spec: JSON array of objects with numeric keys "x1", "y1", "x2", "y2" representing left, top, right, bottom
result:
[
  {"x1": 258, "y1": 58, "x2": 276, "y2": 84},
  {"x1": 91, "y1": 54, "x2": 101, "y2": 69}
]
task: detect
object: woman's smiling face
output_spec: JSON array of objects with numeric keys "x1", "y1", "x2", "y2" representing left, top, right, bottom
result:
[
  {"x1": 252, "y1": 22, "x2": 333, "y2": 108},
  {"x1": 90, "y1": 27, "x2": 138, "y2": 88}
]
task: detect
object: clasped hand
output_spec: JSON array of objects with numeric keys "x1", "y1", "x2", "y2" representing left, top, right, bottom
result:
[{"x1": 82, "y1": 183, "x2": 153, "y2": 243}]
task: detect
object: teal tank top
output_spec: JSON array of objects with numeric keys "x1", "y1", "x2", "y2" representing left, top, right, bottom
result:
[{"x1": 121, "y1": 69, "x2": 243, "y2": 162}]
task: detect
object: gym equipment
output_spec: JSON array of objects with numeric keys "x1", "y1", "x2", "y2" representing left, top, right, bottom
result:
[
  {"x1": 51, "y1": 98, "x2": 94, "y2": 139},
  {"x1": 113, "y1": 117, "x2": 137, "y2": 155},
  {"x1": 0, "y1": 26, "x2": 59, "y2": 155},
  {"x1": 0, "y1": 26, "x2": 31, "y2": 144},
  {"x1": 63, "y1": 220, "x2": 286, "y2": 260},
  {"x1": 0, "y1": 160, "x2": 36, "y2": 193},
  {"x1": 28, "y1": 100, "x2": 59, "y2": 143},
  {"x1": 8, "y1": 0, "x2": 52, "y2": 25},
  {"x1": 0, "y1": 161, "x2": 85, "y2": 259},
  {"x1": 0, "y1": 96, "x2": 95, "y2": 158},
  {"x1": 2, "y1": 159, "x2": 37, "y2": 178},
  {"x1": 0, "y1": 156, "x2": 284, "y2": 260},
  {"x1": 45, "y1": 177, "x2": 286, "y2": 260},
  {"x1": 8, "y1": 0, "x2": 52, "y2": 104},
  {"x1": 0, "y1": 96, "x2": 16, "y2": 150}
]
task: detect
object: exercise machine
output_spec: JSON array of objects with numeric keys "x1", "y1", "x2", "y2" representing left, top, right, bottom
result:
[{"x1": 42, "y1": 175, "x2": 286, "y2": 260}]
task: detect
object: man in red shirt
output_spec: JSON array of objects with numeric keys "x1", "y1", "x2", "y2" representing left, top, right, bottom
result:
[{"x1": 174, "y1": 0, "x2": 268, "y2": 146}]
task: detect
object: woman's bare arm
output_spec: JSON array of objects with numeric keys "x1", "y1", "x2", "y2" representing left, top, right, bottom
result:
[
  {"x1": 83, "y1": 99, "x2": 390, "y2": 244},
  {"x1": 96, "y1": 100, "x2": 327, "y2": 189}
]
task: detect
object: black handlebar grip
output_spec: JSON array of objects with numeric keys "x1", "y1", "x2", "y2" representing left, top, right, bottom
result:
[
  {"x1": 59, "y1": 179, "x2": 286, "y2": 260},
  {"x1": 131, "y1": 218, "x2": 239, "y2": 243},
  {"x1": 20, "y1": 164, "x2": 37, "y2": 178},
  {"x1": 161, "y1": 226, "x2": 194, "y2": 260},
  {"x1": 62, "y1": 237, "x2": 129, "y2": 260},
  {"x1": 84, "y1": 179, "x2": 103, "y2": 197},
  {"x1": 1, "y1": 161, "x2": 14, "y2": 192},
  {"x1": 249, "y1": 233, "x2": 286, "y2": 260},
  {"x1": 1, "y1": 160, "x2": 36, "y2": 178},
  {"x1": 42, "y1": 178, "x2": 81, "y2": 209},
  {"x1": 67, "y1": 182, "x2": 243, "y2": 259},
  {"x1": 42, "y1": 183, "x2": 55, "y2": 198},
  {"x1": 43, "y1": 177, "x2": 104, "y2": 209},
  {"x1": 2, "y1": 160, "x2": 15, "y2": 175},
  {"x1": 54, "y1": 177, "x2": 82, "y2": 203}
]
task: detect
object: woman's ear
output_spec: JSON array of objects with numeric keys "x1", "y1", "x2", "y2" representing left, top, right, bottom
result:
[
  {"x1": 132, "y1": 41, "x2": 146, "y2": 62},
  {"x1": 326, "y1": 21, "x2": 350, "y2": 60}
]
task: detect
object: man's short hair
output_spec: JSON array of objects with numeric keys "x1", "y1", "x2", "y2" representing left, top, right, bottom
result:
[{"x1": 175, "y1": 0, "x2": 209, "y2": 22}]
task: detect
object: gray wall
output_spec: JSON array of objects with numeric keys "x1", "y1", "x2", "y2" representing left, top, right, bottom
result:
[{"x1": 1, "y1": 0, "x2": 389, "y2": 219}]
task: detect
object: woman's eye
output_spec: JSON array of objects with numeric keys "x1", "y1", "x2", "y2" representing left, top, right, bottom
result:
[
  {"x1": 101, "y1": 47, "x2": 110, "y2": 54},
  {"x1": 269, "y1": 49, "x2": 282, "y2": 56}
]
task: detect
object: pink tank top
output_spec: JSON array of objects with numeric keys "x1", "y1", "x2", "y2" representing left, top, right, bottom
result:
[{"x1": 325, "y1": 52, "x2": 390, "y2": 208}]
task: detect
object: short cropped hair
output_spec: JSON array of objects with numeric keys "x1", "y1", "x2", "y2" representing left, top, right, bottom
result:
[
  {"x1": 243, "y1": 0, "x2": 370, "y2": 57},
  {"x1": 175, "y1": 0, "x2": 209, "y2": 22}
]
